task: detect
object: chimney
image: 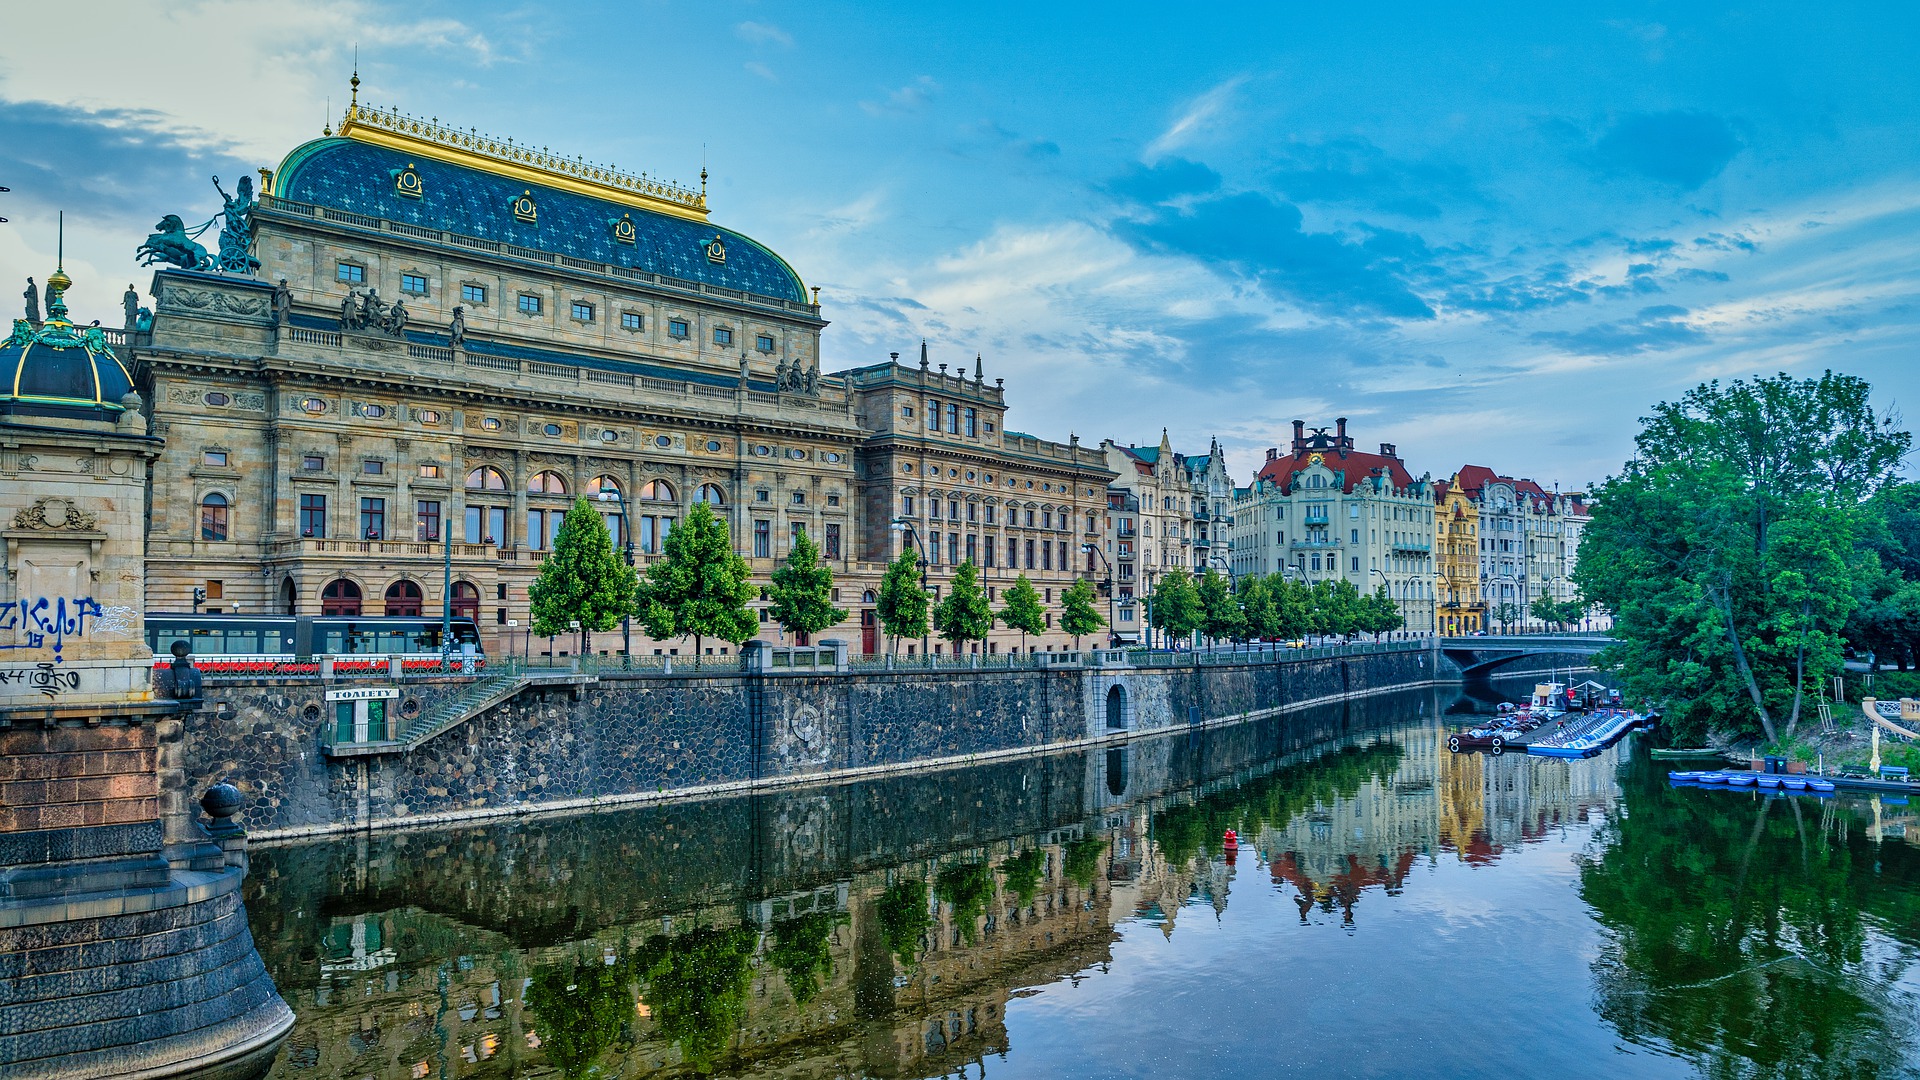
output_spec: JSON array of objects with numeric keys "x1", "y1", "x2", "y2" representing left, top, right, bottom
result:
[
  {"x1": 1380, "y1": 442, "x2": 1396, "y2": 457},
  {"x1": 1267, "y1": 447, "x2": 1279, "y2": 462},
  {"x1": 1291, "y1": 420, "x2": 1305, "y2": 450},
  {"x1": 1335, "y1": 417, "x2": 1348, "y2": 446}
]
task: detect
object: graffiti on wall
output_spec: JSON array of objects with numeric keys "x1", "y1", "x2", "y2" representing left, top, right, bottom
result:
[
  {"x1": 0, "y1": 596, "x2": 106, "y2": 660},
  {"x1": 0, "y1": 664, "x2": 81, "y2": 698}
]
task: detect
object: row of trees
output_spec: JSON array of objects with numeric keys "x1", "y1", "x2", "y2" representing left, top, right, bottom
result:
[
  {"x1": 1144, "y1": 569, "x2": 1403, "y2": 647},
  {"x1": 526, "y1": 499, "x2": 1109, "y2": 658}
]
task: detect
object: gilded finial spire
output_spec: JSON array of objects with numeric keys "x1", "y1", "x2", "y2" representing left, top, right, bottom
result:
[{"x1": 45, "y1": 211, "x2": 71, "y2": 324}]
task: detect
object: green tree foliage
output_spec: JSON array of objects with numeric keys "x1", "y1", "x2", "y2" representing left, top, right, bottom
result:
[
  {"x1": 934, "y1": 860, "x2": 997, "y2": 944},
  {"x1": 1271, "y1": 574, "x2": 1313, "y2": 639},
  {"x1": 997, "y1": 574, "x2": 1046, "y2": 651},
  {"x1": 1576, "y1": 372, "x2": 1908, "y2": 744},
  {"x1": 1062, "y1": 838, "x2": 1107, "y2": 889},
  {"x1": 932, "y1": 558, "x2": 994, "y2": 649},
  {"x1": 1309, "y1": 579, "x2": 1362, "y2": 639},
  {"x1": 633, "y1": 501, "x2": 756, "y2": 664},
  {"x1": 639, "y1": 926, "x2": 757, "y2": 1072},
  {"x1": 1237, "y1": 575, "x2": 1280, "y2": 641},
  {"x1": 529, "y1": 497, "x2": 638, "y2": 654},
  {"x1": 767, "y1": 911, "x2": 840, "y2": 1005},
  {"x1": 1196, "y1": 568, "x2": 1245, "y2": 643},
  {"x1": 875, "y1": 548, "x2": 929, "y2": 653},
  {"x1": 875, "y1": 878, "x2": 933, "y2": 968},
  {"x1": 1149, "y1": 569, "x2": 1202, "y2": 645},
  {"x1": 525, "y1": 957, "x2": 635, "y2": 1078},
  {"x1": 1059, "y1": 577, "x2": 1107, "y2": 648},
  {"x1": 1578, "y1": 766, "x2": 1920, "y2": 1077},
  {"x1": 767, "y1": 527, "x2": 847, "y2": 640},
  {"x1": 998, "y1": 848, "x2": 1046, "y2": 906},
  {"x1": 1360, "y1": 585, "x2": 1402, "y2": 636},
  {"x1": 1152, "y1": 742, "x2": 1403, "y2": 865}
]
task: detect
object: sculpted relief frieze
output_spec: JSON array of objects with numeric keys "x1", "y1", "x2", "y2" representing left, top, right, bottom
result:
[{"x1": 13, "y1": 497, "x2": 99, "y2": 532}]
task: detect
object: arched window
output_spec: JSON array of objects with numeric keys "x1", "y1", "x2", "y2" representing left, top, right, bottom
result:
[
  {"x1": 585, "y1": 474, "x2": 622, "y2": 498},
  {"x1": 384, "y1": 580, "x2": 423, "y2": 616},
  {"x1": 861, "y1": 589, "x2": 877, "y2": 603},
  {"x1": 199, "y1": 493, "x2": 229, "y2": 541},
  {"x1": 528, "y1": 470, "x2": 568, "y2": 495},
  {"x1": 321, "y1": 578, "x2": 362, "y2": 616},
  {"x1": 466, "y1": 466, "x2": 507, "y2": 491},
  {"x1": 638, "y1": 479, "x2": 676, "y2": 502},
  {"x1": 451, "y1": 581, "x2": 480, "y2": 620},
  {"x1": 697, "y1": 484, "x2": 726, "y2": 505}
]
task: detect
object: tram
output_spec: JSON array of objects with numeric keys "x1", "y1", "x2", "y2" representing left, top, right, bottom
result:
[{"x1": 145, "y1": 614, "x2": 485, "y2": 672}]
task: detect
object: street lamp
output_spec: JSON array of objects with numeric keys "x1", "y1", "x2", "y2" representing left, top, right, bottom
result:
[
  {"x1": 1081, "y1": 542, "x2": 1117, "y2": 648},
  {"x1": 598, "y1": 490, "x2": 635, "y2": 661},
  {"x1": 889, "y1": 518, "x2": 932, "y2": 657}
]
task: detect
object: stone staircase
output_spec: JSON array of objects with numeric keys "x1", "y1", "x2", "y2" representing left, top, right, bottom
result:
[{"x1": 322, "y1": 668, "x2": 596, "y2": 758}]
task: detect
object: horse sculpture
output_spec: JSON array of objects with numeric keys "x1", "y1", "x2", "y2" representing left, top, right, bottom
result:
[{"x1": 137, "y1": 215, "x2": 212, "y2": 271}]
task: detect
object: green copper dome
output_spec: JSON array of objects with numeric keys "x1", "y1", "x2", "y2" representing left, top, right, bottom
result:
[{"x1": 0, "y1": 280, "x2": 134, "y2": 419}]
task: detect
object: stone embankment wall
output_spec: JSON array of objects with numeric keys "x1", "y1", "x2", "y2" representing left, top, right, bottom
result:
[{"x1": 183, "y1": 648, "x2": 1444, "y2": 839}]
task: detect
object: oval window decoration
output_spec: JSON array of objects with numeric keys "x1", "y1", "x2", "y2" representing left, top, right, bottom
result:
[
  {"x1": 482, "y1": 417, "x2": 502, "y2": 431},
  {"x1": 543, "y1": 423, "x2": 562, "y2": 437},
  {"x1": 825, "y1": 452, "x2": 842, "y2": 463},
  {"x1": 706, "y1": 439, "x2": 723, "y2": 453},
  {"x1": 601, "y1": 429, "x2": 620, "y2": 443},
  {"x1": 302, "y1": 397, "x2": 327, "y2": 413},
  {"x1": 363, "y1": 404, "x2": 386, "y2": 419},
  {"x1": 787, "y1": 448, "x2": 806, "y2": 460},
  {"x1": 203, "y1": 391, "x2": 230, "y2": 406},
  {"x1": 655, "y1": 434, "x2": 673, "y2": 449},
  {"x1": 753, "y1": 445, "x2": 772, "y2": 457},
  {"x1": 417, "y1": 409, "x2": 440, "y2": 424}
]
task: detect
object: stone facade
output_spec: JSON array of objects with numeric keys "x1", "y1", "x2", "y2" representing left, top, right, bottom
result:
[
  {"x1": 1097, "y1": 433, "x2": 1232, "y2": 644},
  {"x1": 1449, "y1": 465, "x2": 1584, "y2": 631},
  {"x1": 1434, "y1": 477, "x2": 1483, "y2": 634}
]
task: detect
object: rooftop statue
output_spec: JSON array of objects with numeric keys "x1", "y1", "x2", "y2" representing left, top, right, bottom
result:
[
  {"x1": 339, "y1": 287, "x2": 405, "y2": 338},
  {"x1": 137, "y1": 214, "x2": 212, "y2": 271},
  {"x1": 22, "y1": 277, "x2": 38, "y2": 323},
  {"x1": 212, "y1": 174, "x2": 260, "y2": 275}
]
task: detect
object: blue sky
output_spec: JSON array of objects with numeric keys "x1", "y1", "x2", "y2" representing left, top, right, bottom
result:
[{"x1": 4, "y1": 2, "x2": 1917, "y2": 489}]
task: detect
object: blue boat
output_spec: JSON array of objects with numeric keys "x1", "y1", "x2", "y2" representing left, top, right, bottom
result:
[
  {"x1": 1807, "y1": 778, "x2": 1836, "y2": 794},
  {"x1": 1728, "y1": 774, "x2": 1756, "y2": 787},
  {"x1": 1784, "y1": 777, "x2": 1808, "y2": 791},
  {"x1": 1696, "y1": 772, "x2": 1728, "y2": 784},
  {"x1": 1757, "y1": 776, "x2": 1783, "y2": 790},
  {"x1": 1668, "y1": 770, "x2": 1701, "y2": 781}
]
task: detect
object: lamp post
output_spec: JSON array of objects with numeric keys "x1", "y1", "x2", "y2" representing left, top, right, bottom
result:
[
  {"x1": 598, "y1": 490, "x2": 635, "y2": 661},
  {"x1": 1142, "y1": 566, "x2": 1159, "y2": 651},
  {"x1": 889, "y1": 518, "x2": 932, "y2": 657},
  {"x1": 439, "y1": 494, "x2": 453, "y2": 668},
  {"x1": 1368, "y1": 567, "x2": 1392, "y2": 641}
]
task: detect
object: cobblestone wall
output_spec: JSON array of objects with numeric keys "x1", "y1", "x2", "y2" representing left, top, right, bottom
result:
[{"x1": 185, "y1": 650, "x2": 1447, "y2": 838}]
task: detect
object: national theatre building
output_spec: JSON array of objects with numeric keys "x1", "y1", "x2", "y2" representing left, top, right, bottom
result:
[{"x1": 134, "y1": 89, "x2": 1113, "y2": 656}]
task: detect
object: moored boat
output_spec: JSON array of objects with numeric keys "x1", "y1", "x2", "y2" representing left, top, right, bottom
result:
[
  {"x1": 1727, "y1": 774, "x2": 1756, "y2": 787},
  {"x1": 1651, "y1": 747, "x2": 1721, "y2": 759}
]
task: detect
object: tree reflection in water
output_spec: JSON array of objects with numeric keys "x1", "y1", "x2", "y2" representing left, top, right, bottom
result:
[
  {"x1": 876, "y1": 877, "x2": 935, "y2": 970},
  {"x1": 767, "y1": 912, "x2": 840, "y2": 1005},
  {"x1": 934, "y1": 861, "x2": 997, "y2": 944},
  {"x1": 1150, "y1": 741, "x2": 1404, "y2": 865},
  {"x1": 1578, "y1": 769, "x2": 1920, "y2": 1077}
]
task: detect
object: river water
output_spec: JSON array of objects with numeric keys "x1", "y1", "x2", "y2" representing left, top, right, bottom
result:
[{"x1": 244, "y1": 685, "x2": 1920, "y2": 1079}]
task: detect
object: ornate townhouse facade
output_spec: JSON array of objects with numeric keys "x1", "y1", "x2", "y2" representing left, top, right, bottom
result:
[
  {"x1": 1229, "y1": 420, "x2": 1438, "y2": 632},
  {"x1": 1097, "y1": 433, "x2": 1230, "y2": 644},
  {"x1": 1433, "y1": 478, "x2": 1482, "y2": 634},
  {"x1": 133, "y1": 96, "x2": 1109, "y2": 656},
  {"x1": 1449, "y1": 466, "x2": 1582, "y2": 631}
]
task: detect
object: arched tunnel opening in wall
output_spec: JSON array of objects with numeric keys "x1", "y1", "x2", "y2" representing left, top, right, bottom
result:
[{"x1": 1106, "y1": 684, "x2": 1127, "y2": 730}]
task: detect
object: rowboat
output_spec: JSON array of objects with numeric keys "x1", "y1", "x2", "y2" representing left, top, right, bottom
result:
[{"x1": 1651, "y1": 747, "x2": 1721, "y2": 759}]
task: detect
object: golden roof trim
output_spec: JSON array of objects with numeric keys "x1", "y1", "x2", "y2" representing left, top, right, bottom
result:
[{"x1": 336, "y1": 102, "x2": 710, "y2": 223}]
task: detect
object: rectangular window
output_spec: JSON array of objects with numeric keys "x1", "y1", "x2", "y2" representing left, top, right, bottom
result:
[
  {"x1": 967, "y1": 502, "x2": 977, "y2": 523},
  {"x1": 669, "y1": 318, "x2": 690, "y2": 338},
  {"x1": 336, "y1": 262, "x2": 365, "y2": 284},
  {"x1": 965, "y1": 533, "x2": 977, "y2": 564},
  {"x1": 360, "y1": 497, "x2": 386, "y2": 540},
  {"x1": 416, "y1": 501, "x2": 441, "y2": 541},
  {"x1": 1025, "y1": 509, "x2": 1035, "y2": 528},
  {"x1": 621, "y1": 312, "x2": 642, "y2": 331},
  {"x1": 927, "y1": 531, "x2": 941, "y2": 566},
  {"x1": 985, "y1": 422, "x2": 994, "y2": 433},
  {"x1": 824, "y1": 523, "x2": 841, "y2": 559},
  {"x1": 902, "y1": 406, "x2": 914, "y2": 419},
  {"x1": 790, "y1": 521, "x2": 806, "y2": 549},
  {"x1": 299, "y1": 494, "x2": 326, "y2": 538},
  {"x1": 713, "y1": 326, "x2": 733, "y2": 346},
  {"x1": 528, "y1": 509, "x2": 565, "y2": 551},
  {"x1": 926, "y1": 398, "x2": 940, "y2": 431},
  {"x1": 418, "y1": 463, "x2": 441, "y2": 479},
  {"x1": 753, "y1": 520, "x2": 771, "y2": 558},
  {"x1": 948, "y1": 533, "x2": 959, "y2": 564},
  {"x1": 202, "y1": 450, "x2": 228, "y2": 467},
  {"x1": 756, "y1": 334, "x2": 775, "y2": 352},
  {"x1": 362, "y1": 459, "x2": 384, "y2": 475},
  {"x1": 791, "y1": 491, "x2": 806, "y2": 506},
  {"x1": 302, "y1": 454, "x2": 325, "y2": 471},
  {"x1": 200, "y1": 498, "x2": 228, "y2": 541},
  {"x1": 983, "y1": 536, "x2": 996, "y2": 568},
  {"x1": 826, "y1": 493, "x2": 840, "y2": 507},
  {"x1": 964, "y1": 408, "x2": 977, "y2": 437},
  {"x1": 465, "y1": 506, "x2": 506, "y2": 545},
  {"x1": 1025, "y1": 538, "x2": 1036, "y2": 569},
  {"x1": 985, "y1": 505, "x2": 996, "y2": 525},
  {"x1": 518, "y1": 294, "x2": 542, "y2": 315},
  {"x1": 1351, "y1": 556, "x2": 1361, "y2": 572},
  {"x1": 1042, "y1": 540, "x2": 1052, "y2": 571},
  {"x1": 949, "y1": 500, "x2": 961, "y2": 522},
  {"x1": 902, "y1": 495, "x2": 915, "y2": 517},
  {"x1": 1042, "y1": 510, "x2": 1053, "y2": 529},
  {"x1": 461, "y1": 283, "x2": 487, "y2": 304},
  {"x1": 571, "y1": 301, "x2": 594, "y2": 322},
  {"x1": 400, "y1": 273, "x2": 428, "y2": 296},
  {"x1": 944, "y1": 403, "x2": 958, "y2": 433}
]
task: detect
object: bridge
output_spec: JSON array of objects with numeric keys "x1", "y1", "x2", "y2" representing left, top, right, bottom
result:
[{"x1": 1438, "y1": 634, "x2": 1614, "y2": 679}]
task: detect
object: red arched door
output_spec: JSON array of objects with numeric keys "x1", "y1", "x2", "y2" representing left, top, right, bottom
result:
[
  {"x1": 384, "y1": 580, "x2": 423, "y2": 616},
  {"x1": 321, "y1": 579, "x2": 362, "y2": 616},
  {"x1": 451, "y1": 581, "x2": 480, "y2": 621}
]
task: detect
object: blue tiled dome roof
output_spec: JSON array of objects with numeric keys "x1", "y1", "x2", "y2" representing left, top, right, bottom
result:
[
  {"x1": 0, "y1": 315, "x2": 133, "y2": 419},
  {"x1": 275, "y1": 138, "x2": 808, "y2": 304}
]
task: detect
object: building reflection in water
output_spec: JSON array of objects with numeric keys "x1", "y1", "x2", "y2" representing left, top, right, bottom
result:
[{"x1": 244, "y1": 686, "x2": 1920, "y2": 1079}]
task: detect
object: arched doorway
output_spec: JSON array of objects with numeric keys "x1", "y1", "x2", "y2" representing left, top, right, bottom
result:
[
  {"x1": 1106, "y1": 684, "x2": 1127, "y2": 730},
  {"x1": 384, "y1": 580, "x2": 423, "y2": 617},
  {"x1": 320, "y1": 579, "x2": 362, "y2": 616},
  {"x1": 278, "y1": 577, "x2": 296, "y2": 615},
  {"x1": 1105, "y1": 747, "x2": 1129, "y2": 798},
  {"x1": 450, "y1": 581, "x2": 480, "y2": 621}
]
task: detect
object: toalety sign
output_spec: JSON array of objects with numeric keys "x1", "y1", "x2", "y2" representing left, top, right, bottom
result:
[{"x1": 324, "y1": 687, "x2": 400, "y2": 702}]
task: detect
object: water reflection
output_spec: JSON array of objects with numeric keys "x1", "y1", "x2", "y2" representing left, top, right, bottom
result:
[{"x1": 246, "y1": 687, "x2": 1920, "y2": 1079}]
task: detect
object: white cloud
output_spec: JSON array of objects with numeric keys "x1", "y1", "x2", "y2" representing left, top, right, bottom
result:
[
  {"x1": 1145, "y1": 75, "x2": 1246, "y2": 161},
  {"x1": 735, "y1": 21, "x2": 793, "y2": 48},
  {"x1": 744, "y1": 61, "x2": 778, "y2": 83},
  {"x1": 861, "y1": 76, "x2": 939, "y2": 117}
]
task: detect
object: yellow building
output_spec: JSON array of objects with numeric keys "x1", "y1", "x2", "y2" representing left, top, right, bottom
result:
[{"x1": 1434, "y1": 476, "x2": 1481, "y2": 634}]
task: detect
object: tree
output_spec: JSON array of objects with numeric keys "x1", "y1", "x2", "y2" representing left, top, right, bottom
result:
[
  {"x1": 997, "y1": 574, "x2": 1046, "y2": 652},
  {"x1": 1060, "y1": 577, "x2": 1107, "y2": 649},
  {"x1": 633, "y1": 501, "x2": 756, "y2": 666},
  {"x1": 1271, "y1": 574, "x2": 1312, "y2": 640},
  {"x1": 1310, "y1": 579, "x2": 1361, "y2": 640},
  {"x1": 1196, "y1": 569, "x2": 1244, "y2": 644},
  {"x1": 1530, "y1": 594, "x2": 1567, "y2": 630},
  {"x1": 1575, "y1": 371, "x2": 1908, "y2": 745},
  {"x1": 875, "y1": 548, "x2": 929, "y2": 654},
  {"x1": 1360, "y1": 585, "x2": 1402, "y2": 637},
  {"x1": 529, "y1": 497, "x2": 638, "y2": 656},
  {"x1": 1148, "y1": 570, "x2": 1202, "y2": 647},
  {"x1": 932, "y1": 558, "x2": 994, "y2": 651},
  {"x1": 767, "y1": 527, "x2": 847, "y2": 641},
  {"x1": 1238, "y1": 575, "x2": 1281, "y2": 641}
]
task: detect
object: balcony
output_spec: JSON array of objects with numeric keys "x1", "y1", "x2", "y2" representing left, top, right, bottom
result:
[
  {"x1": 272, "y1": 537, "x2": 495, "y2": 559},
  {"x1": 1289, "y1": 539, "x2": 1341, "y2": 549},
  {"x1": 1303, "y1": 513, "x2": 1330, "y2": 525},
  {"x1": 1390, "y1": 540, "x2": 1431, "y2": 554}
]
